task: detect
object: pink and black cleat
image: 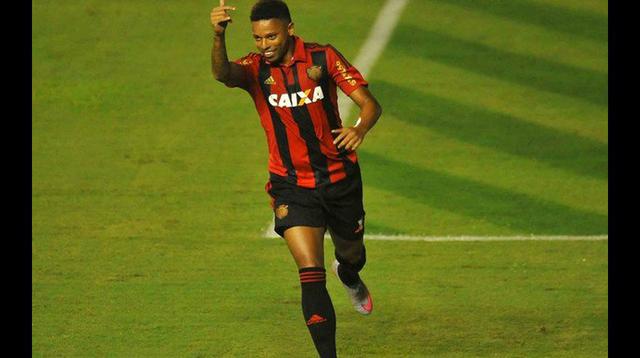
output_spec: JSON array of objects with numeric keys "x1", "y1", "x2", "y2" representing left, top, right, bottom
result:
[{"x1": 331, "y1": 260, "x2": 373, "y2": 315}]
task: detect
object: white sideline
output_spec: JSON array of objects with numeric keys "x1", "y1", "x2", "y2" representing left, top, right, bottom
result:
[
  {"x1": 262, "y1": 222, "x2": 606, "y2": 241},
  {"x1": 359, "y1": 234, "x2": 608, "y2": 242},
  {"x1": 337, "y1": 0, "x2": 410, "y2": 121}
]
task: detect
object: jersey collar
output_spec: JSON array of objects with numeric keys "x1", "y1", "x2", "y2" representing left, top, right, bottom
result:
[{"x1": 290, "y1": 35, "x2": 307, "y2": 65}]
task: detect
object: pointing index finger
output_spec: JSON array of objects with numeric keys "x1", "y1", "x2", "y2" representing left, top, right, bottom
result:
[{"x1": 219, "y1": 0, "x2": 236, "y2": 9}]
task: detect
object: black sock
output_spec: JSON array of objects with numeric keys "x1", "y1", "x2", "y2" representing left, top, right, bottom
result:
[
  {"x1": 335, "y1": 246, "x2": 367, "y2": 288},
  {"x1": 299, "y1": 267, "x2": 337, "y2": 358}
]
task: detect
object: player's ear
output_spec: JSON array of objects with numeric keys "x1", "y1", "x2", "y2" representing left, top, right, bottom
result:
[{"x1": 287, "y1": 22, "x2": 295, "y2": 36}]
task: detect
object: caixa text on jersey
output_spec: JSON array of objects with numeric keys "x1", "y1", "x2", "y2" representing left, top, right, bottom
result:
[{"x1": 268, "y1": 86, "x2": 325, "y2": 108}]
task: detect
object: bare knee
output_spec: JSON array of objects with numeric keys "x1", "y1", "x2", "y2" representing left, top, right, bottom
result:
[{"x1": 296, "y1": 257, "x2": 325, "y2": 269}]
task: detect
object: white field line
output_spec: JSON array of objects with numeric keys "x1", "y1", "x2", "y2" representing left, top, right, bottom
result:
[
  {"x1": 337, "y1": 0, "x2": 410, "y2": 122},
  {"x1": 361, "y1": 234, "x2": 608, "y2": 242},
  {"x1": 262, "y1": 222, "x2": 607, "y2": 241},
  {"x1": 262, "y1": 0, "x2": 409, "y2": 237}
]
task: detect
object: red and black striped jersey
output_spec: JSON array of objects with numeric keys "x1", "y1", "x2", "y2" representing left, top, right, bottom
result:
[{"x1": 227, "y1": 36, "x2": 368, "y2": 189}]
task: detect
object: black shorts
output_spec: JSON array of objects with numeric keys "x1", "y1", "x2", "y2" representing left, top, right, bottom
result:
[{"x1": 265, "y1": 170, "x2": 365, "y2": 241}]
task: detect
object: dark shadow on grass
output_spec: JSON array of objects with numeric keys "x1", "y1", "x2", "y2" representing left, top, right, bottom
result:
[
  {"x1": 432, "y1": 0, "x2": 608, "y2": 43},
  {"x1": 390, "y1": 25, "x2": 608, "y2": 107},
  {"x1": 359, "y1": 151, "x2": 607, "y2": 235},
  {"x1": 374, "y1": 80, "x2": 607, "y2": 180}
]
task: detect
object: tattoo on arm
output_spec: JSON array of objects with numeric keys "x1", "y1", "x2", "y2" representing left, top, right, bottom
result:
[{"x1": 211, "y1": 34, "x2": 246, "y2": 88}]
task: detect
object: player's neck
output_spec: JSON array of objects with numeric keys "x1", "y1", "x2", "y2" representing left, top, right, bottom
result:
[{"x1": 281, "y1": 36, "x2": 296, "y2": 66}]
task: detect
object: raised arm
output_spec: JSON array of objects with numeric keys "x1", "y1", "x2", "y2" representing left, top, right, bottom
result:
[{"x1": 210, "y1": 0, "x2": 247, "y2": 88}]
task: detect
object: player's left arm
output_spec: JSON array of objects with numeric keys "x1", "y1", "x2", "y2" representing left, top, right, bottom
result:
[{"x1": 332, "y1": 87, "x2": 382, "y2": 151}]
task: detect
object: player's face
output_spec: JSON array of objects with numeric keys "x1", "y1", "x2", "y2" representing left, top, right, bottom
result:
[{"x1": 251, "y1": 18, "x2": 294, "y2": 64}]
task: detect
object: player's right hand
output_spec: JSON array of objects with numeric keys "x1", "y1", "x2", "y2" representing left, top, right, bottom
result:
[{"x1": 211, "y1": 0, "x2": 236, "y2": 35}]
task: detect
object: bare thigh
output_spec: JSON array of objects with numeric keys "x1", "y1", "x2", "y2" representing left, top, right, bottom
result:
[{"x1": 283, "y1": 226, "x2": 326, "y2": 269}]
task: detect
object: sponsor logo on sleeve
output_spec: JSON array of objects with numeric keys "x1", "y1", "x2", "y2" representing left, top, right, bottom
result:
[{"x1": 335, "y1": 60, "x2": 357, "y2": 86}]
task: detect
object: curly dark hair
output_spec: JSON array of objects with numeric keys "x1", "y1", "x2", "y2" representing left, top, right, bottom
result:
[{"x1": 250, "y1": 0, "x2": 292, "y2": 23}]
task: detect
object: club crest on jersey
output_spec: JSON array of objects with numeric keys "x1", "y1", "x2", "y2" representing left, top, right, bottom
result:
[
  {"x1": 275, "y1": 204, "x2": 289, "y2": 219},
  {"x1": 306, "y1": 65, "x2": 323, "y2": 82},
  {"x1": 268, "y1": 86, "x2": 324, "y2": 108}
]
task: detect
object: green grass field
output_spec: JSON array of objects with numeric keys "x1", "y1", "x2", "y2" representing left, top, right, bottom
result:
[{"x1": 32, "y1": 0, "x2": 608, "y2": 356}]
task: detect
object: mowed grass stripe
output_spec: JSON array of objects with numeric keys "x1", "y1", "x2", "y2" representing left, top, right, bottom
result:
[
  {"x1": 386, "y1": 58, "x2": 607, "y2": 144},
  {"x1": 373, "y1": 80, "x2": 607, "y2": 180},
  {"x1": 359, "y1": 151, "x2": 606, "y2": 235},
  {"x1": 533, "y1": 0, "x2": 608, "y2": 16},
  {"x1": 431, "y1": 0, "x2": 607, "y2": 43},
  {"x1": 402, "y1": 0, "x2": 607, "y2": 73},
  {"x1": 388, "y1": 25, "x2": 607, "y2": 107},
  {"x1": 357, "y1": 0, "x2": 607, "y2": 235}
]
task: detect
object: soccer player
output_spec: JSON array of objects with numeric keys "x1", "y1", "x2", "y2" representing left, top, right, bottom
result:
[{"x1": 210, "y1": 1, "x2": 382, "y2": 356}]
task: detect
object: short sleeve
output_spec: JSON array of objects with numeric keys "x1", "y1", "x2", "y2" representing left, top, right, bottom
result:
[
  {"x1": 226, "y1": 53, "x2": 260, "y2": 91},
  {"x1": 326, "y1": 46, "x2": 368, "y2": 96}
]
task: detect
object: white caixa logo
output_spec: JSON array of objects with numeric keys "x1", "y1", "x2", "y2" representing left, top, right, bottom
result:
[{"x1": 268, "y1": 86, "x2": 324, "y2": 108}]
